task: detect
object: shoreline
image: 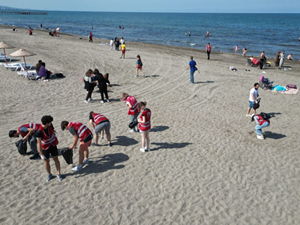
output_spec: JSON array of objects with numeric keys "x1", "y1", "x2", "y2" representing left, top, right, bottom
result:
[{"x1": 2, "y1": 23, "x2": 296, "y2": 61}]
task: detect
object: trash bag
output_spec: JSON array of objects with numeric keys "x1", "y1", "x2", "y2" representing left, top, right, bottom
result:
[
  {"x1": 129, "y1": 121, "x2": 138, "y2": 129},
  {"x1": 59, "y1": 148, "x2": 73, "y2": 164},
  {"x1": 15, "y1": 139, "x2": 27, "y2": 155}
]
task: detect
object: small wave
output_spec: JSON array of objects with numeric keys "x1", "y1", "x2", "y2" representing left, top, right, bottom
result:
[{"x1": 190, "y1": 43, "x2": 197, "y2": 46}]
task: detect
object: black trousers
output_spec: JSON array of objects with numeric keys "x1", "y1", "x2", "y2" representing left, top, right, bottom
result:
[
  {"x1": 207, "y1": 51, "x2": 211, "y2": 60},
  {"x1": 99, "y1": 87, "x2": 108, "y2": 100}
]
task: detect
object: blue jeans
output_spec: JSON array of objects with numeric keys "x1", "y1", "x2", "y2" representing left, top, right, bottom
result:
[
  {"x1": 255, "y1": 122, "x2": 269, "y2": 135},
  {"x1": 190, "y1": 71, "x2": 195, "y2": 83}
]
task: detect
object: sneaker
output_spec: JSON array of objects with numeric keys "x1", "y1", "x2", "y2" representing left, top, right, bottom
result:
[
  {"x1": 108, "y1": 142, "x2": 112, "y2": 147},
  {"x1": 140, "y1": 147, "x2": 146, "y2": 152},
  {"x1": 88, "y1": 98, "x2": 93, "y2": 102},
  {"x1": 257, "y1": 135, "x2": 264, "y2": 140},
  {"x1": 106, "y1": 99, "x2": 110, "y2": 103},
  {"x1": 100, "y1": 100, "x2": 104, "y2": 103},
  {"x1": 30, "y1": 154, "x2": 41, "y2": 160},
  {"x1": 83, "y1": 158, "x2": 89, "y2": 164},
  {"x1": 57, "y1": 174, "x2": 64, "y2": 182},
  {"x1": 84, "y1": 100, "x2": 89, "y2": 103},
  {"x1": 71, "y1": 164, "x2": 83, "y2": 172},
  {"x1": 46, "y1": 174, "x2": 54, "y2": 182},
  {"x1": 146, "y1": 147, "x2": 151, "y2": 151}
]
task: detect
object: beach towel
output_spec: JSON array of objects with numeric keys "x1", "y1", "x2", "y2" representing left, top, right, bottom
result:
[{"x1": 272, "y1": 85, "x2": 286, "y2": 92}]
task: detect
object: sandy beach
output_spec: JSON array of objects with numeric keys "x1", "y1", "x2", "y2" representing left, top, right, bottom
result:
[{"x1": 1, "y1": 25, "x2": 300, "y2": 225}]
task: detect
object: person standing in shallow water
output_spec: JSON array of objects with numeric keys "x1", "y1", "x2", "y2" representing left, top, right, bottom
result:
[{"x1": 186, "y1": 56, "x2": 197, "y2": 84}]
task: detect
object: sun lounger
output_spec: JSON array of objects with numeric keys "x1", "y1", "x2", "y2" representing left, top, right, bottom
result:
[
  {"x1": 17, "y1": 70, "x2": 40, "y2": 80},
  {"x1": 0, "y1": 53, "x2": 13, "y2": 62},
  {"x1": 2, "y1": 62, "x2": 34, "y2": 71}
]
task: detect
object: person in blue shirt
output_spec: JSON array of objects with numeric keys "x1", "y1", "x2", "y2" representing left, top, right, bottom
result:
[{"x1": 186, "y1": 56, "x2": 197, "y2": 84}]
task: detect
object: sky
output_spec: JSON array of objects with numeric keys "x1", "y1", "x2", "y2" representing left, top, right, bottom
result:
[{"x1": 0, "y1": 0, "x2": 300, "y2": 13}]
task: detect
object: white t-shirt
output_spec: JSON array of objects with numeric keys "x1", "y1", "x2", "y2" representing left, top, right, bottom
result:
[{"x1": 249, "y1": 88, "x2": 258, "y2": 101}]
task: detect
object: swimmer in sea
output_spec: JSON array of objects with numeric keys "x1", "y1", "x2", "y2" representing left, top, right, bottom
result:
[{"x1": 206, "y1": 31, "x2": 210, "y2": 37}]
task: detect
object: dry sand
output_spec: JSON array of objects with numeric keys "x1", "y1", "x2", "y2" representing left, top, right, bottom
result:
[{"x1": 0, "y1": 25, "x2": 300, "y2": 225}]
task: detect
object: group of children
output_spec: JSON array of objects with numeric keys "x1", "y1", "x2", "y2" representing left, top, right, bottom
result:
[{"x1": 9, "y1": 92, "x2": 152, "y2": 182}]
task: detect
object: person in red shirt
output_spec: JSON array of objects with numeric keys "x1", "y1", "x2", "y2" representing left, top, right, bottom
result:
[
  {"x1": 9, "y1": 123, "x2": 43, "y2": 160},
  {"x1": 35, "y1": 115, "x2": 63, "y2": 182},
  {"x1": 121, "y1": 93, "x2": 140, "y2": 132},
  {"x1": 251, "y1": 114, "x2": 270, "y2": 140},
  {"x1": 137, "y1": 101, "x2": 151, "y2": 152},
  {"x1": 61, "y1": 121, "x2": 93, "y2": 172},
  {"x1": 206, "y1": 42, "x2": 212, "y2": 60},
  {"x1": 89, "y1": 111, "x2": 112, "y2": 146}
]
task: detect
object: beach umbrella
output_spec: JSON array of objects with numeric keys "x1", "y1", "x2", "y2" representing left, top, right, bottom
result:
[
  {"x1": 0, "y1": 42, "x2": 14, "y2": 66},
  {"x1": 10, "y1": 48, "x2": 36, "y2": 72}
]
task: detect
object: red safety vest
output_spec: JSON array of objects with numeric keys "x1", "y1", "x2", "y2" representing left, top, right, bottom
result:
[
  {"x1": 126, "y1": 96, "x2": 138, "y2": 115},
  {"x1": 255, "y1": 115, "x2": 270, "y2": 126},
  {"x1": 18, "y1": 123, "x2": 43, "y2": 138},
  {"x1": 68, "y1": 122, "x2": 92, "y2": 141},
  {"x1": 92, "y1": 113, "x2": 109, "y2": 125},
  {"x1": 41, "y1": 126, "x2": 59, "y2": 150},
  {"x1": 139, "y1": 108, "x2": 151, "y2": 131}
]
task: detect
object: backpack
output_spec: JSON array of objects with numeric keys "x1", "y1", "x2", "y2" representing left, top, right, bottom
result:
[
  {"x1": 15, "y1": 139, "x2": 27, "y2": 155},
  {"x1": 286, "y1": 84, "x2": 297, "y2": 90},
  {"x1": 260, "y1": 112, "x2": 271, "y2": 120}
]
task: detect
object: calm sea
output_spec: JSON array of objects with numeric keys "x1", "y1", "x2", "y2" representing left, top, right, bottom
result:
[{"x1": 1, "y1": 11, "x2": 300, "y2": 59}]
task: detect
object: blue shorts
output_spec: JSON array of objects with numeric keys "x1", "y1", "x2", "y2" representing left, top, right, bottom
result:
[{"x1": 249, "y1": 100, "x2": 254, "y2": 108}]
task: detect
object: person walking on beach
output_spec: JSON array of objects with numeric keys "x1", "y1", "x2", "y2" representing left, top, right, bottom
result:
[
  {"x1": 109, "y1": 38, "x2": 114, "y2": 50},
  {"x1": 114, "y1": 37, "x2": 120, "y2": 50},
  {"x1": 206, "y1": 43, "x2": 211, "y2": 60},
  {"x1": 89, "y1": 32, "x2": 93, "y2": 42},
  {"x1": 136, "y1": 55, "x2": 144, "y2": 77},
  {"x1": 61, "y1": 121, "x2": 93, "y2": 172},
  {"x1": 279, "y1": 51, "x2": 285, "y2": 68},
  {"x1": 251, "y1": 114, "x2": 270, "y2": 140},
  {"x1": 274, "y1": 51, "x2": 280, "y2": 66},
  {"x1": 35, "y1": 115, "x2": 63, "y2": 182},
  {"x1": 94, "y1": 69, "x2": 110, "y2": 103},
  {"x1": 121, "y1": 93, "x2": 139, "y2": 132},
  {"x1": 246, "y1": 83, "x2": 260, "y2": 117},
  {"x1": 186, "y1": 56, "x2": 197, "y2": 84},
  {"x1": 84, "y1": 69, "x2": 96, "y2": 103},
  {"x1": 242, "y1": 48, "x2": 247, "y2": 56},
  {"x1": 89, "y1": 111, "x2": 112, "y2": 147},
  {"x1": 120, "y1": 42, "x2": 126, "y2": 59},
  {"x1": 9, "y1": 123, "x2": 43, "y2": 160},
  {"x1": 259, "y1": 51, "x2": 266, "y2": 69},
  {"x1": 137, "y1": 101, "x2": 151, "y2": 152}
]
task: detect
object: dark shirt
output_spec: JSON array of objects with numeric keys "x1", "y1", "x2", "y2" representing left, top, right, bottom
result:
[{"x1": 95, "y1": 73, "x2": 110, "y2": 88}]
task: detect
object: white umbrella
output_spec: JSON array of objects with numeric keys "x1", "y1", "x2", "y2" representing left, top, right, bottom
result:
[
  {"x1": 10, "y1": 48, "x2": 36, "y2": 72},
  {"x1": 0, "y1": 42, "x2": 14, "y2": 66}
]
